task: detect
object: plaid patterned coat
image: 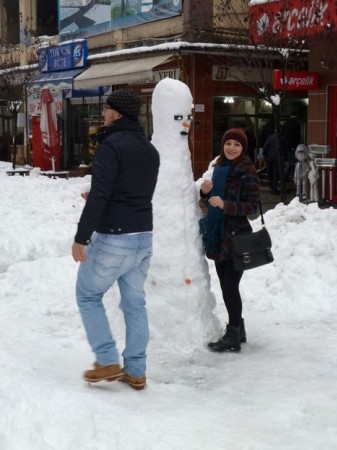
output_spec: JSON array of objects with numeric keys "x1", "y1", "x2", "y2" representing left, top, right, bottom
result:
[{"x1": 201, "y1": 155, "x2": 260, "y2": 262}]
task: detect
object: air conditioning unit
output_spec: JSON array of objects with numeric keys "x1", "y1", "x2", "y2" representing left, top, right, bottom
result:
[
  {"x1": 314, "y1": 158, "x2": 337, "y2": 168},
  {"x1": 308, "y1": 144, "x2": 330, "y2": 155}
]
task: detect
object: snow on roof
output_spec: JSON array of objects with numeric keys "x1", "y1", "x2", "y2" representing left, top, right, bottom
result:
[
  {"x1": 87, "y1": 40, "x2": 307, "y2": 62},
  {"x1": 0, "y1": 64, "x2": 38, "y2": 76},
  {"x1": 87, "y1": 41, "x2": 233, "y2": 61},
  {"x1": 249, "y1": 0, "x2": 278, "y2": 5},
  {"x1": 0, "y1": 39, "x2": 307, "y2": 75}
]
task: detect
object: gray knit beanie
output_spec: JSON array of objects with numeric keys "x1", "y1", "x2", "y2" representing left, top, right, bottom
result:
[{"x1": 106, "y1": 89, "x2": 141, "y2": 118}]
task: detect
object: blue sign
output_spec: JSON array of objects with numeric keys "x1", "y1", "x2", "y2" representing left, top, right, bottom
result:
[{"x1": 38, "y1": 40, "x2": 88, "y2": 72}]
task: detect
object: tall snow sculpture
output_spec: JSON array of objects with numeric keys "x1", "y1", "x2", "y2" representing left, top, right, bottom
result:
[{"x1": 147, "y1": 77, "x2": 220, "y2": 349}]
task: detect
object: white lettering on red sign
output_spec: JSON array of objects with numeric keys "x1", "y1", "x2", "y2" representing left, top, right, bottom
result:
[
  {"x1": 273, "y1": 70, "x2": 319, "y2": 90},
  {"x1": 252, "y1": 0, "x2": 330, "y2": 38},
  {"x1": 283, "y1": 75, "x2": 316, "y2": 88}
]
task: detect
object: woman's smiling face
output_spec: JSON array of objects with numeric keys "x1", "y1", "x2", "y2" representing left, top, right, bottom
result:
[{"x1": 223, "y1": 139, "x2": 243, "y2": 160}]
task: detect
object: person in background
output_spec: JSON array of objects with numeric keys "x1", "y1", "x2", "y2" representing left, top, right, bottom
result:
[
  {"x1": 257, "y1": 117, "x2": 275, "y2": 170},
  {"x1": 199, "y1": 128, "x2": 260, "y2": 352},
  {"x1": 72, "y1": 89, "x2": 160, "y2": 390},
  {"x1": 282, "y1": 114, "x2": 301, "y2": 181},
  {"x1": 259, "y1": 117, "x2": 275, "y2": 149},
  {"x1": 262, "y1": 130, "x2": 287, "y2": 195}
]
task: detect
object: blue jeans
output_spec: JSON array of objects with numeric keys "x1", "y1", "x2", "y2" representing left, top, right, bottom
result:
[{"x1": 76, "y1": 232, "x2": 152, "y2": 377}]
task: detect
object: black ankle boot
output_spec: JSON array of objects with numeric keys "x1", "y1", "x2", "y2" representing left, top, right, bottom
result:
[
  {"x1": 208, "y1": 325, "x2": 241, "y2": 352},
  {"x1": 240, "y1": 318, "x2": 247, "y2": 343}
]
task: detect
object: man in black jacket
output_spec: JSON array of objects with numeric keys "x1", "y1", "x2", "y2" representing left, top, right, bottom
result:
[{"x1": 72, "y1": 89, "x2": 160, "y2": 390}]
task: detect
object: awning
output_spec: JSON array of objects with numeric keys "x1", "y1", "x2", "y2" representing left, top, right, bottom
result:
[
  {"x1": 73, "y1": 54, "x2": 175, "y2": 89},
  {"x1": 27, "y1": 68, "x2": 85, "y2": 92}
]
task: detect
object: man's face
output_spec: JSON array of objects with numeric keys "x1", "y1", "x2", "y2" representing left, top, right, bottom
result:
[{"x1": 102, "y1": 105, "x2": 122, "y2": 126}]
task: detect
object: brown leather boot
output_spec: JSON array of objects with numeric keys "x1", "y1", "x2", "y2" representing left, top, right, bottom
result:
[
  {"x1": 120, "y1": 373, "x2": 147, "y2": 390},
  {"x1": 83, "y1": 363, "x2": 124, "y2": 383}
]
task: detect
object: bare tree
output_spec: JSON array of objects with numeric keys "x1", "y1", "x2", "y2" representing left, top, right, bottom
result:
[
  {"x1": 0, "y1": 66, "x2": 35, "y2": 169},
  {"x1": 0, "y1": 13, "x2": 38, "y2": 169}
]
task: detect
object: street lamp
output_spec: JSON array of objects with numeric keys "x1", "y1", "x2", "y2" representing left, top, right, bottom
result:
[{"x1": 7, "y1": 100, "x2": 23, "y2": 170}]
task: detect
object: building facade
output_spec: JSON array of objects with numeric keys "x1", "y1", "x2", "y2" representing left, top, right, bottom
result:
[
  {"x1": 249, "y1": 0, "x2": 337, "y2": 202},
  {"x1": 1, "y1": 0, "x2": 311, "y2": 182}
]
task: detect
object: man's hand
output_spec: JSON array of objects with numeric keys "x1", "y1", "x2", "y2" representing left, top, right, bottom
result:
[
  {"x1": 72, "y1": 242, "x2": 87, "y2": 263},
  {"x1": 81, "y1": 191, "x2": 89, "y2": 201}
]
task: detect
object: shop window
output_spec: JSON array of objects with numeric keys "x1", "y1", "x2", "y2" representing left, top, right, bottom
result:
[
  {"x1": 36, "y1": 0, "x2": 58, "y2": 37},
  {"x1": 70, "y1": 102, "x2": 103, "y2": 167},
  {"x1": 3, "y1": 0, "x2": 19, "y2": 44},
  {"x1": 213, "y1": 95, "x2": 308, "y2": 161},
  {"x1": 140, "y1": 96, "x2": 153, "y2": 139},
  {"x1": 257, "y1": 98, "x2": 308, "y2": 147},
  {"x1": 212, "y1": 96, "x2": 256, "y2": 158},
  {"x1": 68, "y1": 95, "x2": 153, "y2": 168}
]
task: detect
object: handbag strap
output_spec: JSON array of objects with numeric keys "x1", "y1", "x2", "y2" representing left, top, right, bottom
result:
[
  {"x1": 237, "y1": 175, "x2": 265, "y2": 227},
  {"x1": 258, "y1": 197, "x2": 265, "y2": 227}
]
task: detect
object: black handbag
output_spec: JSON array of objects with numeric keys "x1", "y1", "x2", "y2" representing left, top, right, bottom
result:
[{"x1": 230, "y1": 199, "x2": 274, "y2": 271}]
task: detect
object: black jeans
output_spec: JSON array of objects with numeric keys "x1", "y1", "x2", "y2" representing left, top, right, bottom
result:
[{"x1": 215, "y1": 260, "x2": 244, "y2": 327}]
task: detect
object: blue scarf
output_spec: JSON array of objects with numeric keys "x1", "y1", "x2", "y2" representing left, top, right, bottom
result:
[{"x1": 199, "y1": 162, "x2": 232, "y2": 254}]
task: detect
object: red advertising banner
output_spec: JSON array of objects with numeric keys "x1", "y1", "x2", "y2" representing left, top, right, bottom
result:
[
  {"x1": 273, "y1": 70, "x2": 320, "y2": 90},
  {"x1": 249, "y1": 0, "x2": 334, "y2": 42}
]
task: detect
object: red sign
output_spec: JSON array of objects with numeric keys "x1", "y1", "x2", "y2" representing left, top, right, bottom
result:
[
  {"x1": 249, "y1": 0, "x2": 334, "y2": 42},
  {"x1": 273, "y1": 70, "x2": 320, "y2": 90}
]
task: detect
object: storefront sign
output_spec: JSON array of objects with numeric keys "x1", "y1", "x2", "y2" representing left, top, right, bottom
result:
[
  {"x1": 195, "y1": 104, "x2": 205, "y2": 112},
  {"x1": 38, "y1": 40, "x2": 88, "y2": 72},
  {"x1": 132, "y1": 67, "x2": 181, "y2": 84},
  {"x1": 28, "y1": 89, "x2": 63, "y2": 115},
  {"x1": 212, "y1": 66, "x2": 271, "y2": 82},
  {"x1": 154, "y1": 67, "x2": 181, "y2": 81},
  {"x1": 273, "y1": 70, "x2": 319, "y2": 90},
  {"x1": 249, "y1": 0, "x2": 334, "y2": 41}
]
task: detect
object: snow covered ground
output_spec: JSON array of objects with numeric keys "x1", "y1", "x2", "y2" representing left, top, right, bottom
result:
[{"x1": 1, "y1": 162, "x2": 337, "y2": 450}]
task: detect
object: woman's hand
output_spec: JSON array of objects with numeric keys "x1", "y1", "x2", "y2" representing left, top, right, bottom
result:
[
  {"x1": 208, "y1": 196, "x2": 224, "y2": 209},
  {"x1": 200, "y1": 179, "x2": 213, "y2": 195}
]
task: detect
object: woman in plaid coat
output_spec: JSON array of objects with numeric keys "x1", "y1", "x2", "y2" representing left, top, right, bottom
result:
[{"x1": 199, "y1": 128, "x2": 260, "y2": 352}]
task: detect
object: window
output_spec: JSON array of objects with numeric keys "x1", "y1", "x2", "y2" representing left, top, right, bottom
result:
[
  {"x1": 213, "y1": 96, "x2": 256, "y2": 158},
  {"x1": 213, "y1": 95, "x2": 308, "y2": 159}
]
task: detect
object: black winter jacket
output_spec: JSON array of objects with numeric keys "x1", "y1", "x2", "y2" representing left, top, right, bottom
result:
[{"x1": 75, "y1": 117, "x2": 160, "y2": 245}]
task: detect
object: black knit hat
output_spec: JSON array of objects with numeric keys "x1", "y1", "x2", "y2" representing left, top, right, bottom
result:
[
  {"x1": 106, "y1": 89, "x2": 141, "y2": 118},
  {"x1": 221, "y1": 128, "x2": 248, "y2": 154}
]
